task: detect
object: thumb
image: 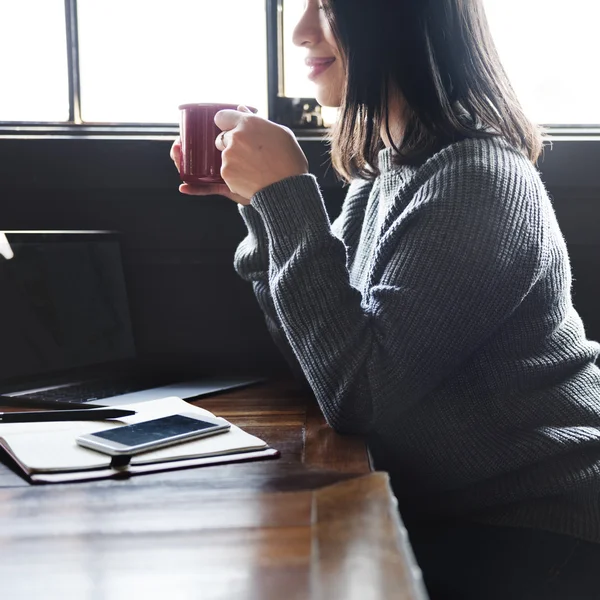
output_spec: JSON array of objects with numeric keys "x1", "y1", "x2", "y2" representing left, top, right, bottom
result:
[{"x1": 237, "y1": 105, "x2": 252, "y2": 113}]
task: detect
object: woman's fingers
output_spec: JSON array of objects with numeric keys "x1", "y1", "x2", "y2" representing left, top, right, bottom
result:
[
  {"x1": 179, "y1": 183, "x2": 225, "y2": 196},
  {"x1": 170, "y1": 138, "x2": 182, "y2": 172},
  {"x1": 214, "y1": 109, "x2": 246, "y2": 134},
  {"x1": 179, "y1": 183, "x2": 251, "y2": 206},
  {"x1": 215, "y1": 130, "x2": 229, "y2": 152}
]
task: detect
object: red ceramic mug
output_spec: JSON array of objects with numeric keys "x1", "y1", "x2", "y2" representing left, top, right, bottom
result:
[{"x1": 178, "y1": 103, "x2": 256, "y2": 185}]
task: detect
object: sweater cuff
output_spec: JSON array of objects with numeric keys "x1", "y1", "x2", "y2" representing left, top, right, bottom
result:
[
  {"x1": 238, "y1": 203, "x2": 267, "y2": 238},
  {"x1": 250, "y1": 174, "x2": 331, "y2": 257},
  {"x1": 234, "y1": 203, "x2": 270, "y2": 280}
]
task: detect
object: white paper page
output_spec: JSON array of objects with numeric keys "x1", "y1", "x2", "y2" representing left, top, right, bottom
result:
[{"x1": 0, "y1": 396, "x2": 266, "y2": 473}]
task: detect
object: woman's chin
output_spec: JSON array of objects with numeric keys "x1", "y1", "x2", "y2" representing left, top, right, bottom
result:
[{"x1": 315, "y1": 89, "x2": 342, "y2": 109}]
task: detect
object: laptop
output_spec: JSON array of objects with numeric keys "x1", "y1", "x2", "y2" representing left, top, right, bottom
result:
[{"x1": 0, "y1": 231, "x2": 263, "y2": 407}]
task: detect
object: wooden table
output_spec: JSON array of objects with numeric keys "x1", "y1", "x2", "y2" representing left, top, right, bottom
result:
[{"x1": 0, "y1": 379, "x2": 427, "y2": 599}]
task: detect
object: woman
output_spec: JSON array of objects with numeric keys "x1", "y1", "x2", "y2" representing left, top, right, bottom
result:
[{"x1": 171, "y1": 0, "x2": 600, "y2": 597}]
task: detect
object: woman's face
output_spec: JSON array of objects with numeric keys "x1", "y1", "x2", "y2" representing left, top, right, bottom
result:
[{"x1": 292, "y1": 0, "x2": 344, "y2": 107}]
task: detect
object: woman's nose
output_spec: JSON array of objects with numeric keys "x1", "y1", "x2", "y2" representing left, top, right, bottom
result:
[{"x1": 292, "y1": 3, "x2": 322, "y2": 48}]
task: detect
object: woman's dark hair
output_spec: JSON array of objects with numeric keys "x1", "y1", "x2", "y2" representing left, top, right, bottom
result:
[{"x1": 323, "y1": 0, "x2": 544, "y2": 181}]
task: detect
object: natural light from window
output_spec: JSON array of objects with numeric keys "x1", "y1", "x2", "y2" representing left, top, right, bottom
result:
[
  {"x1": 283, "y1": 0, "x2": 600, "y2": 126},
  {"x1": 77, "y1": 0, "x2": 268, "y2": 122},
  {"x1": 0, "y1": 1, "x2": 69, "y2": 122},
  {"x1": 1, "y1": 1, "x2": 598, "y2": 126}
]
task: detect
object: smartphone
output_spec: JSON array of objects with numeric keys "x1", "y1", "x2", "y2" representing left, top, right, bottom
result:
[{"x1": 76, "y1": 413, "x2": 231, "y2": 456}]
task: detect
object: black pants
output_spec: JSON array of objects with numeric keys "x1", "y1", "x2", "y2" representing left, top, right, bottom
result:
[{"x1": 406, "y1": 519, "x2": 600, "y2": 600}]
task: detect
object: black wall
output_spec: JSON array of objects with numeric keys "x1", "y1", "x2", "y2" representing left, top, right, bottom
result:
[{"x1": 0, "y1": 137, "x2": 598, "y2": 377}]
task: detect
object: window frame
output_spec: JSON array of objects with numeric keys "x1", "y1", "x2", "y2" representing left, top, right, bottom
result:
[{"x1": 0, "y1": 0, "x2": 599, "y2": 143}]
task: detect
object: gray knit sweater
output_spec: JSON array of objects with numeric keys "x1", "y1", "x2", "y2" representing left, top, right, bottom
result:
[{"x1": 234, "y1": 136, "x2": 600, "y2": 542}]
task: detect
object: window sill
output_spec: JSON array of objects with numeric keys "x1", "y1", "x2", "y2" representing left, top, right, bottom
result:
[
  {"x1": 0, "y1": 124, "x2": 180, "y2": 140},
  {"x1": 0, "y1": 126, "x2": 599, "y2": 190},
  {"x1": 1, "y1": 123, "x2": 599, "y2": 141}
]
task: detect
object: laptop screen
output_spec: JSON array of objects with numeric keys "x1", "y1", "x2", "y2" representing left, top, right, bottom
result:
[{"x1": 0, "y1": 231, "x2": 136, "y2": 384}]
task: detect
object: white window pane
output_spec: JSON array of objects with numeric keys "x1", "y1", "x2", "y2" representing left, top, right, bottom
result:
[
  {"x1": 0, "y1": 1, "x2": 69, "y2": 122},
  {"x1": 283, "y1": 0, "x2": 309, "y2": 98},
  {"x1": 484, "y1": 0, "x2": 600, "y2": 125},
  {"x1": 282, "y1": 0, "x2": 600, "y2": 126},
  {"x1": 77, "y1": 1, "x2": 268, "y2": 123},
  {"x1": 282, "y1": 1, "x2": 338, "y2": 126}
]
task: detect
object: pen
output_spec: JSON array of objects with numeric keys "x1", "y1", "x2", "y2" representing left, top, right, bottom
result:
[
  {"x1": 0, "y1": 394, "x2": 106, "y2": 411},
  {"x1": 0, "y1": 408, "x2": 136, "y2": 423}
]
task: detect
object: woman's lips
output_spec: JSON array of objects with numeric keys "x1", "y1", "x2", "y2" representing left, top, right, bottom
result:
[{"x1": 306, "y1": 57, "x2": 336, "y2": 81}]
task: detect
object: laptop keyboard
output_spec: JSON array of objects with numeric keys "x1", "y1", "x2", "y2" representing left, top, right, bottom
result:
[{"x1": 14, "y1": 377, "x2": 171, "y2": 404}]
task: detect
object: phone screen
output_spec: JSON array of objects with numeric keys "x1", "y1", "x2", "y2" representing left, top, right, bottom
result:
[{"x1": 92, "y1": 415, "x2": 218, "y2": 447}]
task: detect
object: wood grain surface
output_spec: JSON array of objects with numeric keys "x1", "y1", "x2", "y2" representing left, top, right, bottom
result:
[{"x1": 0, "y1": 379, "x2": 427, "y2": 599}]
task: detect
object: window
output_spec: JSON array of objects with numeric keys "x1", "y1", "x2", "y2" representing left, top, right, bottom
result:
[
  {"x1": 0, "y1": 1, "x2": 599, "y2": 128},
  {"x1": 280, "y1": 0, "x2": 600, "y2": 127},
  {"x1": 483, "y1": 0, "x2": 600, "y2": 126},
  {"x1": 77, "y1": 0, "x2": 268, "y2": 123},
  {"x1": 0, "y1": 1, "x2": 69, "y2": 122},
  {"x1": 0, "y1": 0, "x2": 267, "y2": 125},
  {"x1": 277, "y1": 0, "x2": 336, "y2": 127},
  {"x1": 281, "y1": 0, "x2": 308, "y2": 99}
]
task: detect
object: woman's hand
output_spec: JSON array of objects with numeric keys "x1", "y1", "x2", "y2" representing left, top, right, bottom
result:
[
  {"x1": 169, "y1": 136, "x2": 249, "y2": 205},
  {"x1": 215, "y1": 106, "x2": 309, "y2": 200}
]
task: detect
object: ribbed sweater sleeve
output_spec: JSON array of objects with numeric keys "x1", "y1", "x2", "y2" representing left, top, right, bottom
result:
[
  {"x1": 247, "y1": 152, "x2": 544, "y2": 435},
  {"x1": 234, "y1": 204, "x2": 308, "y2": 384},
  {"x1": 234, "y1": 182, "x2": 369, "y2": 384}
]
